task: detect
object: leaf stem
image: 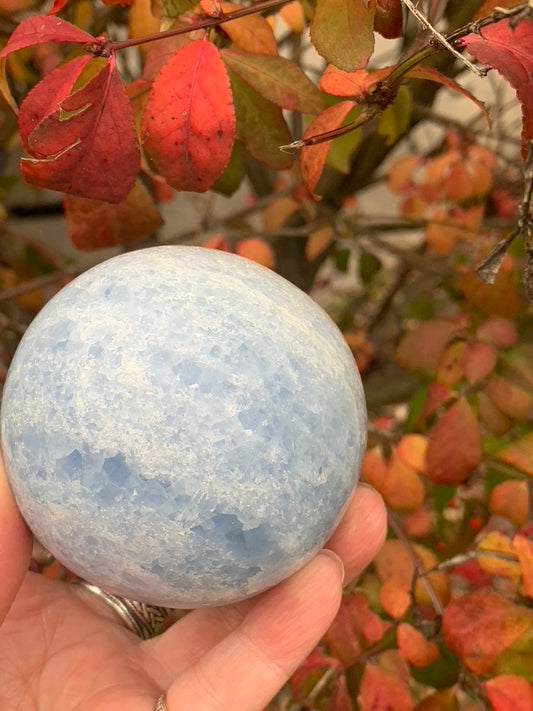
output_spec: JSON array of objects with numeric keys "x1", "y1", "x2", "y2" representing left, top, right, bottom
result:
[{"x1": 102, "y1": 0, "x2": 291, "y2": 53}]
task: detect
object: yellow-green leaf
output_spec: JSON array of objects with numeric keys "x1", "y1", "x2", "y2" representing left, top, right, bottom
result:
[
  {"x1": 377, "y1": 85, "x2": 410, "y2": 145},
  {"x1": 221, "y1": 49, "x2": 324, "y2": 114},
  {"x1": 310, "y1": 0, "x2": 375, "y2": 72}
]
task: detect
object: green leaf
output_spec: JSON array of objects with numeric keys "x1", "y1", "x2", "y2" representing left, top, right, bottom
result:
[
  {"x1": 377, "y1": 85, "x2": 410, "y2": 145},
  {"x1": 159, "y1": 0, "x2": 199, "y2": 17},
  {"x1": 229, "y1": 71, "x2": 293, "y2": 171},
  {"x1": 221, "y1": 49, "x2": 324, "y2": 114},
  {"x1": 359, "y1": 250, "x2": 381, "y2": 284},
  {"x1": 211, "y1": 140, "x2": 245, "y2": 196},
  {"x1": 310, "y1": 0, "x2": 375, "y2": 72},
  {"x1": 410, "y1": 642, "x2": 461, "y2": 689},
  {"x1": 334, "y1": 248, "x2": 350, "y2": 272},
  {"x1": 324, "y1": 106, "x2": 361, "y2": 173}
]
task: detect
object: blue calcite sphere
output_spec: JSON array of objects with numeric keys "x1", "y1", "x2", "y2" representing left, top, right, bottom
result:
[{"x1": 1, "y1": 246, "x2": 366, "y2": 608}]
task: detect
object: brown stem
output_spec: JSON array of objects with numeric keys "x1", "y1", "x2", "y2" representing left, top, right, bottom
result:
[{"x1": 100, "y1": 0, "x2": 291, "y2": 53}]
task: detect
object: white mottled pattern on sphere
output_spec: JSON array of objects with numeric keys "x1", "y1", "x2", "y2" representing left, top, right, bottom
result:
[{"x1": 1, "y1": 246, "x2": 366, "y2": 607}]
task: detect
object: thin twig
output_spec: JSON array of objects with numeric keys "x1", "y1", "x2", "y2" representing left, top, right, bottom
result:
[{"x1": 399, "y1": 0, "x2": 486, "y2": 76}]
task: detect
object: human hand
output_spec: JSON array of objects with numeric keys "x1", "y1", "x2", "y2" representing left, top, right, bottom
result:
[{"x1": 0, "y1": 456, "x2": 386, "y2": 711}]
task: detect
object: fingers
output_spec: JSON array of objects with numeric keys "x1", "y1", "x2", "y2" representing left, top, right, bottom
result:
[
  {"x1": 164, "y1": 551, "x2": 344, "y2": 711},
  {"x1": 145, "y1": 483, "x2": 386, "y2": 685},
  {"x1": 0, "y1": 455, "x2": 32, "y2": 625},
  {"x1": 325, "y1": 482, "x2": 387, "y2": 583}
]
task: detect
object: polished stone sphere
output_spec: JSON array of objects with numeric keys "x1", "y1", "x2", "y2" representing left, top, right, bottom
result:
[{"x1": 1, "y1": 246, "x2": 366, "y2": 608}]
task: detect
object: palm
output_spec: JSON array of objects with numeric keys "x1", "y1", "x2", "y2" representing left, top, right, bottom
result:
[{"x1": 2, "y1": 572, "x2": 168, "y2": 711}]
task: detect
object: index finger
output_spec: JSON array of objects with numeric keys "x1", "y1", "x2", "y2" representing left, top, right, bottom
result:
[{"x1": 0, "y1": 454, "x2": 32, "y2": 624}]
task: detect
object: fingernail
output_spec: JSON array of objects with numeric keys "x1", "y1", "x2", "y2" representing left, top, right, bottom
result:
[{"x1": 319, "y1": 549, "x2": 345, "y2": 585}]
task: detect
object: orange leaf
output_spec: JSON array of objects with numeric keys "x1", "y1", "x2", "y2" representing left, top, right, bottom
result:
[
  {"x1": 358, "y1": 664, "x2": 413, "y2": 711},
  {"x1": 442, "y1": 591, "x2": 533, "y2": 675},
  {"x1": 424, "y1": 397, "x2": 482, "y2": 485},
  {"x1": 306, "y1": 225, "x2": 334, "y2": 261},
  {"x1": 63, "y1": 181, "x2": 163, "y2": 249},
  {"x1": 396, "y1": 435, "x2": 428, "y2": 473},
  {"x1": 395, "y1": 320, "x2": 461, "y2": 374},
  {"x1": 484, "y1": 674, "x2": 533, "y2": 711},
  {"x1": 234, "y1": 238, "x2": 275, "y2": 269},
  {"x1": 397, "y1": 623, "x2": 439, "y2": 668},
  {"x1": 360, "y1": 446, "x2": 387, "y2": 491},
  {"x1": 402, "y1": 506, "x2": 434, "y2": 538},
  {"x1": 374, "y1": 540, "x2": 449, "y2": 611},
  {"x1": 485, "y1": 376, "x2": 533, "y2": 420},
  {"x1": 299, "y1": 101, "x2": 355, "y2": 195},
  {"x1": 382, "y1": 447, "x2": 425, "y2": 512},
  {"x1": 512, "y1": 535, "x2": 533, "y2": 599},
  {"x1": 489, "y1": 481, "x2": 529, "y2": 527},
  {"x1": 207, "y1": 0, "x2": 277, "y2": 55},
  {"x1": 436, "y1": 340, "x2": 467, "y2": 386},
  {"x1": 318, "y1": 64, "x2": 392, "y2": 97},
  {"x1": 379, "y1": 578, "x2": 411, "y2": 619},
  {"x1": 477, "y1": 532, "x2": 520, "y2": 580},
  {"x1": 386, "y1": 155, "x2": 421, "y2": 193},
  {"x1": 458, "y1": 257, "x2": 521, "y2": 318},
  {"x1": 279, "y1": 0, "x2": 304, "y2": 34},
  {"x1": 496, "y1": 431, "x2": 533, "y2": 477},
  {"x1": 141, "y1": 40, "x2": 235, "y2": 192}
]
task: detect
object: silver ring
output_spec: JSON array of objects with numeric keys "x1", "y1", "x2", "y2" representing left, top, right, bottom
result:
[
  {"x1": 155, "y1": 692, "x2": 168, "y2": 711},
  {"x1": 73, "y1": 580, "x2": 171, "y2": 639}
]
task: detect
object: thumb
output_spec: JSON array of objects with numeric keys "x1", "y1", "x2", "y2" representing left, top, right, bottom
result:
[{"x1": 0, "y1": 455, "x2": 32, "y2": 624}]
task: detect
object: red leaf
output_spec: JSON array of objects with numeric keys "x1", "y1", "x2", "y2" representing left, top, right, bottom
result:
[
  {"x1": 324, "y1": 675, "x2": 352, "y2": 711},
  {"x1": 461, "y1": 19, "x2": 533, "y2": 156},
  {"x1": 374, "y1": 0, "x2": 402, "y2": 39},
  {"x1": 18, "y1": 55, "x2": 91, "y2": 150},
  {"x1": 20, "y1": 57, "x2": 139, "y2": 202},
  {"x1": 63, "y1": 181, "x2": 163, "y2": 249},
  {"x1": 484, "y1": 675, "x2": 533, "y2": 711},
  {"x1": 395, "y1": 319, "x2": 462, "y2": 374},
  {"x1": 0, "y1": 16, "x2": 92, "y2": 57},
  {"x1": 299, "y1": 101, "x2": 355, "y2": 195},
  {"x1": 325, "y1": 591, "x2": 388, "y2": 665},
  {"x1": 442, "y1": 591, "x2": 533, "y2": 675},
  {"x1": 290, "y1": 648, "x2": 341, "y2": 696},
  {"x1": 48, "y1": 0, "x2": 69, "y2": 13},
  {"x1": 461, "y1": 340, "x2": 497, "y2": 384},
  {"x1": 424, "y1": 397, "x2": 482, "y2": 485},
  {"x1": 141, "y1": 40, "x2": 235, "y2": 192},
  {"x1": 358, "y1": 664, "x2": 413, "y2": 711},
  {"x1": 404, "y1": 66, "x2": 489, "y2": 123}
]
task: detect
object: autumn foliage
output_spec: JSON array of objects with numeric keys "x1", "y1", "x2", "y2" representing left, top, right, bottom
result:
[{"x1": 1, "y1": 0, "x2": 533, "y2": 709}]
